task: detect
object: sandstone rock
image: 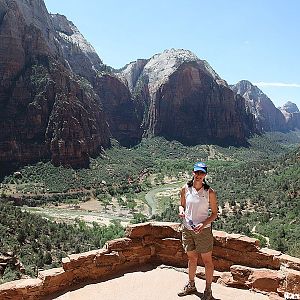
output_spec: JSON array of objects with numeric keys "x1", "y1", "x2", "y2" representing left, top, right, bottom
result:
[
  {"x1": 50, "y1": 13, "x2": 104, "y2": 83},
  {"x1": 232, "y1": 80, "x2": 288, "y2": 132},
  {"x1": 268, "y1": 292, "x2": 284, "y2": 300},
  {"x1": 120, "y1": 49, "x2": 257, "y2": 146},
  {"x1": 213, "y1": 230, "x2": 260, "y2": 252},
  {"x1": 218, "y1": 271, "x2": 247, "y2": 289},
  {"x1": 0, "y1": 278, "x2": 42, "y2": 300},
  {"x1": 95, "y1": 251, "x2": 122, "y2": 267},
  {"x1": 125, "y1": 221, "x2": 181, "y2": 239},
  {"x1": 38, "y1": 267, "x2": 72, "y2": 296},
  {"x1": 105, "y1": 237, "x2": 134, "y2": 251},
  {"x1": 50, "y1": 13, "x2": 143, "y2": 147},
  {"x1": 156, "y1": 239, "x2": 184, "y2": 257},
  {"x1": 212, "y1": 256, "x2": 235, "y2": 271},
  {"x1": 120, "y1": 245, "x2": 152, "y2": 260},
  {"x1": 221, "y1": 265, "x2": 285, "y2": 294},
  {"x1": 1, "y1": 223, "x2": 300, "y2": 299},
  {"x1": 284, "y1": 269, "x2": 300, "y2": 294},
  {"x1": 249, "y1": 270, "x2": 283, "y2": 293},
  {"x1": 0, "y1": 0, "x2": 111, "y2": 172},
  {"x1": 279, "y1": 254, "x2": 300, "y2": 271},
  {"x1": 213, "y1": 245, "x2": 281, "y2": 270},
  {"x1": 62, "y1": 249, "x2": 106, "y2": 271},
  {"x1": 280, "y1": 101, "x2": 300, "y2": 130},
  {"x1": 94, "y1": 74, "x2": 142, "y2": 146}
]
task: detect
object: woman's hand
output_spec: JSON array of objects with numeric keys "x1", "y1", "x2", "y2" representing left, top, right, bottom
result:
[{"x1": 194, "y1": 223, "x2": 204, "y2": 233}]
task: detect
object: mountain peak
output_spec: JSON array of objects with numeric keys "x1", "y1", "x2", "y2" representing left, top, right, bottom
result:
[
  {"x1": 150, "y1": 48, "x2": 199, "y2": 63},
  {"x1": 280, "y1": 101, "x2": 299, "y2": 113},
  {"x1": 51, "y1": 13, "x2": 100, "y2": 58},
  {"x1": 234, "y1": 80, "x2": 264, "y2": 97},
  {"x1": 232, "y1": 80, "x2": 287, "y2": 132}
]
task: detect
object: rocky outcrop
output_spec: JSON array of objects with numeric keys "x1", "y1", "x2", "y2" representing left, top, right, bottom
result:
[
  {"x1": 0, "y1": 55, "x2": 110, "y2": 170},
  {"x1": 120, "y1": 49, "x2": 257, "y2": 146},
  {"x1": 279, "y1": 101, "x2": 300, "y2": 130},
  {"x1": 50, "y1": 13, "x2": 143, "y2": 146},
  {"x1": 0, "y1": 0, "x2": 111, "y2": 172},
  {"x1": 117, "y1": 59, "x2": 148, "y2": 92},
  {"x1": 0, "y1": 0, "x2": 147, "y2": 175},
  {"x1": 50, "y1": 13, "x2": 105, "y2": 83},
  {"x1": 0, "y1": 222, "x2": 299, "y2": 299},
  {"x1": 0, "y1": 252, "x2": 25, "y2": 277},
  {"x1": 232, "y1": 80, "x2": 288, "y2": 132}
]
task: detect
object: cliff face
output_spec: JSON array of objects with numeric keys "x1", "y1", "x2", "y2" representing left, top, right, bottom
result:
[
  {"x1": 232, "y1": 80, "x2": 288, "y2": 132},
  {"x1": 279, "y1": 101, "x2": 300, "y2": 130},
  {"x1": 50, "y1": 13, "x2": 142, "y2": 147},
  {"x1": 120, "y1": 49, "x2": 257, "y2": 146},
  {"x1": 0, "y1": 222, "x2": 299, "y2": 299},
  {"x1": 50, "y1": 13, "x2": 104, "y2": 83},
  {"x1": 0, "y1": 0, "x2": 110, "y2": 171},
  {"x1": 94, "y1": 74, "x2": 142, "y2": 147}
]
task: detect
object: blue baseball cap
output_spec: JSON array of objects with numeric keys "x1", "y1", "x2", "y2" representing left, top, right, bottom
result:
[{"x1": 193, "y1": 162, "x2": 207, "y2": 173}]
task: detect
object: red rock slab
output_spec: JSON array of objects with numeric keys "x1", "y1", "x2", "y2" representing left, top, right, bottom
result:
[
  {"x1": 0, "y1": 278, "x2": 42, "y2": 300},
  {"x1": 125, "y1": 222, "x2": 181, "y2": 239},
  {"x1": 213, "y1": 230, "x2": 260, "y2": 252}
]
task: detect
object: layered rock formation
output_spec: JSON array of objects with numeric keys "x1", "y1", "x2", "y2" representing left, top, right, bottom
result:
[
  {"x1": 50, "y1": 12, "x2": 142, "y2": 147},
  {"x1": 94, "y1": 74, "x2": 142, "y2": 146},
  {"x1": 231, "y1": 80, "x2": 288, "y2": 132},
  {"x1": 0, "y1": 0, "x2": 143, "y2": 175},
  {"x1": 119, "y1": 49, "x2": 256, "y2": 146},
  {"x1": 50, "y1": 13, "x2": 104, "y2": 83},
  {"x1": 0, "y1": 222, "x2": 299, "y2": 299},
  {"x1": 0, "y1": 0, "x2": 111, "y2": 172},
  {"x1": 279, "y1": 101, "x2": 300, "y2": 130}
]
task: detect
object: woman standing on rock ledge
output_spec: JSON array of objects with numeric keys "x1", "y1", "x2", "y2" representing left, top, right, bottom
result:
[{"x1": 178, "y1": 162, "x2": 218, "y2": 299}]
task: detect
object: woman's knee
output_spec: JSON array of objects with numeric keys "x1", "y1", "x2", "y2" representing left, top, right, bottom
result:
[
  {"x1": 203, "y1": 259, "x2": 214, "y2": 268},
  {"x1": 187, "y1": 251, "x2": 198, "y2": 262}
]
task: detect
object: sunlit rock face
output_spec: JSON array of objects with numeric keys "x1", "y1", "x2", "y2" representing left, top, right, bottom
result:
[
  {"x1": 50, "y1": 13, "x2": 104, "y2": 83},
  {"x1": 232, "y1": 80, "x2": 288, "y2": 132},
  {"x1": 279, "y1": 101, "x2": 300, "y2": 130},
  {"x1": 119, "y1": 49, "x2": 256, "y2": 146},
  {"x1": 0, "y1": 0, "x2": 110, "y2": 173},
  {"x1": 50, "y1": 13, "x2": 142, "y2": 147}
]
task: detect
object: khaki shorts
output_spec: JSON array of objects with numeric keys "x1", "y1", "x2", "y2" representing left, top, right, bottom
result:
[{"x1": 182, "y1": 226, "x2": 213, "y2": 253}]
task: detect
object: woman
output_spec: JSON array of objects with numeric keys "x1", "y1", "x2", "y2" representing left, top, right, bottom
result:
[{"x1": 178, "y1": 162, "x2": 218, "y2": 299}]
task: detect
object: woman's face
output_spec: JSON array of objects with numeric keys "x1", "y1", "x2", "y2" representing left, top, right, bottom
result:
[{"x1": 193, "y1": 170, "x2": 206, "y2": 181}]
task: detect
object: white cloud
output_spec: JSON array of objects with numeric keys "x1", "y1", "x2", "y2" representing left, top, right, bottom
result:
[{"x1": 254, "y1": 82, "x2": 300, "y2": 88}]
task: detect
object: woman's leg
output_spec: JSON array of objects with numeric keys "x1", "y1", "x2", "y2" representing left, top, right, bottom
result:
[
  {"x1": 187, "y1": 250, "x2": 198, "y2": 282},
  {"x1": 178, "y1": 250, "x2": 198, "y2": 296},
  {"x1": 200, "y1": 251, "x2": 214, "y2": 291}
]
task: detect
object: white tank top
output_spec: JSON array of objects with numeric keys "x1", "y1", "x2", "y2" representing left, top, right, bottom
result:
[{"x1": 183, "y1": 184, "x2": 211, "y2": 230}]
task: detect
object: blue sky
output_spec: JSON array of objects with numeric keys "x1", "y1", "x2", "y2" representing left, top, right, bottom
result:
[{"x1": 44, "y1": 0, "x2": 300, "y2": 108}]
